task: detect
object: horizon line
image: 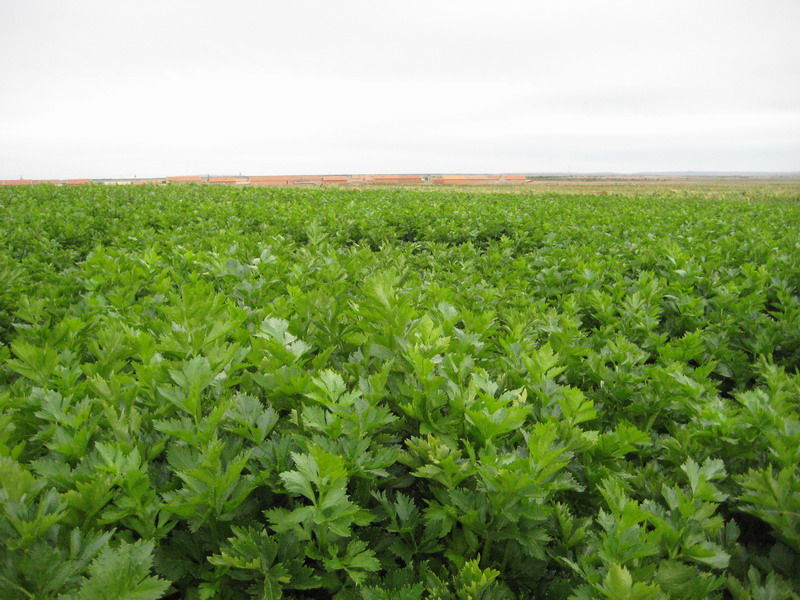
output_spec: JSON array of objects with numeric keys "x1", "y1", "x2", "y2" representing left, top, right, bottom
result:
[{"x1": 3, "y1": 171, "x2": 800, "y2": 187}]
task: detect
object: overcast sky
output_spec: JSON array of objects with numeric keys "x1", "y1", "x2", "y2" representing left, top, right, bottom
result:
[{"x1": 2, "y1": 0, "x2": 799, "y2": 178}]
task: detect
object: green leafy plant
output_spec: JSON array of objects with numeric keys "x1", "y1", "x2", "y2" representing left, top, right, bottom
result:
[{"x1": 1, "y1": 184, "x2": 799, "y2": 598}]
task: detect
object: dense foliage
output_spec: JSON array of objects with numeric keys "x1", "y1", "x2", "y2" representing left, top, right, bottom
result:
[{"x1": 1, "y1": 184, "x2": 799, "y2": 599}]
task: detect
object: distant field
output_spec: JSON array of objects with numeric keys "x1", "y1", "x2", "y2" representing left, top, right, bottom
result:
[
  {"x1": 1, "y1": 185, "x2": 799, "y2": 599},
  {"x1": 2, "y1": 174, "x2": 799, "y2": 199},
  {"x1": 519, "y1": 176, "x2": 800, "y2": 198},
  {"x1": 512, "y1": 176, "x2": 800, "y2": 193},
  {"x1": 417, "y1": 177, "x2": 800, "y2": 198}
]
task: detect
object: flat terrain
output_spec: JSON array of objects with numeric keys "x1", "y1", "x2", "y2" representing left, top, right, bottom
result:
[
  {"x1": 503, "y1": 176, "x2": 800, "y2": 195},
  {"x1": 1, "y1": 185, "x2": 799, "y2": 599},
  {"x1": 3, "y1": 174, "x2": 799, "y2": 198}
]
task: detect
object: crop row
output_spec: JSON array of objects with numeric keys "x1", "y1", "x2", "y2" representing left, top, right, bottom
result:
[{"x1": 0, "y1": 185, "x2": 799, "y2": 599}]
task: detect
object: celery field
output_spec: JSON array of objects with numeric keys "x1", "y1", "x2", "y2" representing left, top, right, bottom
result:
[{"x1": 1, "y1": 184, "x2": 799, "y2": 599}]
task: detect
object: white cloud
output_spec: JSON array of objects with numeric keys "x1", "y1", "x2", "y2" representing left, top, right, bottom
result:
[{"x1": 1, "y1": 0, "x2": 799, "y2": 177}]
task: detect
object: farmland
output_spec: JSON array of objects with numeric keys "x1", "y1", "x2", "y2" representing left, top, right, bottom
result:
[{"x1": 1, "y1": 183, "x2": 799, "y2": 599}]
